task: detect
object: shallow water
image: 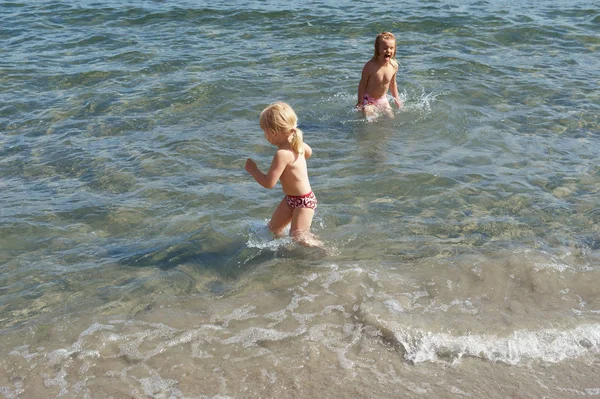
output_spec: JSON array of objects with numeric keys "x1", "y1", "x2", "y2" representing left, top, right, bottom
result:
[{"x1": 1, "y1": 0, "x2": 599, "y2": 398}]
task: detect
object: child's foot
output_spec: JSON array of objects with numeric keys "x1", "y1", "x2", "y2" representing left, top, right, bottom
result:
[{"x1": 292, "y1": 231, "x2": 325, "y2": 249}]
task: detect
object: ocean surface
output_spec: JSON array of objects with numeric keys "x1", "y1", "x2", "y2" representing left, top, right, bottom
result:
[{"x1": 1, "y1": 0, "x2": 599, "y2": 397}]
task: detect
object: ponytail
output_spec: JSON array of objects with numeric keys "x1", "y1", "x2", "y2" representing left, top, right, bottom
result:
[{"x1": 290, "y1": 127, "x2": 304, "y2": 155}]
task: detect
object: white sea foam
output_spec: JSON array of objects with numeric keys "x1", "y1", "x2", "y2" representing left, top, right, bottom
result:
[
  {"x1": 245, "y1": 219, "x2": 293, "y2": 250},
  {"x1": 391, "y1": 323, "x2": 600, "y2": 365}
]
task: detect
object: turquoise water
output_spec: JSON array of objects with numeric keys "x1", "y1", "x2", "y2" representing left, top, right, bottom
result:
[{"x1": 1, "y1": 1, "x2": 599, "y2": 398}]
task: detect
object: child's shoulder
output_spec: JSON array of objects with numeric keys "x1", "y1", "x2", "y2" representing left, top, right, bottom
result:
[
  {"x1": 363, "y1": 58, "x2": 378, "y2": 72},
  {"x1": 365, "y1": 58, "x2": 377, "y2": 67},
  {"x1": 275, "y1": 147, "x2": 299, "y2": 161}
]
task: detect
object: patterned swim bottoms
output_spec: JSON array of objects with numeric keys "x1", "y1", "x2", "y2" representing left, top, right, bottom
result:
[
  {"x1": 285, "y1": 191, "x2": 317, "y2": 210},
  {"x1": 363, "y1": 93, "x2": 390, "y2": 107}
]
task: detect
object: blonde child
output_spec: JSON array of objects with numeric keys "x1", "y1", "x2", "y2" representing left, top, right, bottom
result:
[
  {"x1": 356, "y1": 31, "x2": 403, "y2": 119},
  {"x1": 245, "y1": 102, "x2": 322, "y2": 247}
]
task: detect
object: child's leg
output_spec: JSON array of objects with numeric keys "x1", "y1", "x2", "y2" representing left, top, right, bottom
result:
[
  {"x1": 382, "y1": 103, "x2": 394, "y2": 118},
  {"x1": 362, "y1": 104, "x2": 377, "y2": 120},
  {"x1": 268, "y1": 198, "x2": 293, "y2": 237},
  {"x1": 290, "y1": 208, "x2": 322, "y2": 247}
]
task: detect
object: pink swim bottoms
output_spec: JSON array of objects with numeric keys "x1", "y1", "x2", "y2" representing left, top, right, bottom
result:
[
  {"x1": 363, "y1": 93, "x2": 390, "y2": 107},
  {"x1": 285, "y1": 191, "x2": 317, "y2": 210}
]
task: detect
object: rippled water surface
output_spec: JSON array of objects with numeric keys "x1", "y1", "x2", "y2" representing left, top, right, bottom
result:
[{"x1": 1, "y1": 1, "x2": 599, "y2": 398}]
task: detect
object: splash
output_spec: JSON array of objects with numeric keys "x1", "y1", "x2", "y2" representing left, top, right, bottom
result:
[{"x1": 245, "y1": 219, "x2": 293, "y2": 251}]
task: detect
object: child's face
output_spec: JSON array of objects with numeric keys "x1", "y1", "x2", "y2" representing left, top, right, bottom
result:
[{"x1": 378, "y1": 39, "x2": 395, "y2": 63}]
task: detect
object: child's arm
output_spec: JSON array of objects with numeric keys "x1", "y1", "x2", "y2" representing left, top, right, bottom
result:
[
  {"x1": 356, "y1": 63, "x2": 370, "y2": 108},
  {"x1": 389, "y1": 66, "x2": 403, "y2": 109},
  {"x1": 304, "y1": 143, "x2": 312, "y2": 159},
  {"x1": 245, "y1": 150, "x2": 290, "y2": 189}
]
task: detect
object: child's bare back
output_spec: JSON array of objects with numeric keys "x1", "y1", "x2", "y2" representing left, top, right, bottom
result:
[{"x1": 276, "y1": 142, "x2": 313, "y2": 196}]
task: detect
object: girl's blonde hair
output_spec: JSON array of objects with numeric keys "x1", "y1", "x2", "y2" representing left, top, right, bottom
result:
[
  {"x1": 259, "y1": 101, "x2": 304, "y2": 155},
  {"x1": 372, "y1": 31, "x2": 397, "y2": 61}
]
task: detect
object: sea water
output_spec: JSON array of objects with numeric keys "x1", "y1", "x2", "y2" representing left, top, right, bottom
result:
[{"x1": 1, "y1": 1, "x2": 599, "y2": 398}]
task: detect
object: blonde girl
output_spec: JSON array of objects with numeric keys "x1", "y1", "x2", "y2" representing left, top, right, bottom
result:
[
  {"x1": 356, "y1": 31, "x2": 403, "y2": 118},
  {"x1": 245, "y1": 102, "x2": 321, "y2": 247}
]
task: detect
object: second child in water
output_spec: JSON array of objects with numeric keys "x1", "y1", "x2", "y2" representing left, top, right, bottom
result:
[
  {"x1": 356, "y1": 31, "x2": 403, "y2": 119},
  {"x1": 245, "y1": 102, "x2": 322, "y2": 247}
]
